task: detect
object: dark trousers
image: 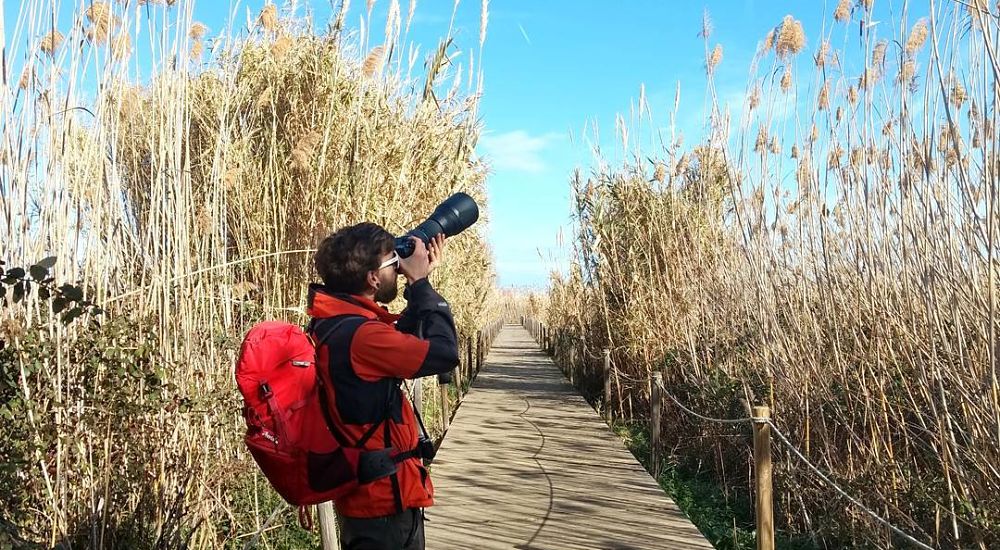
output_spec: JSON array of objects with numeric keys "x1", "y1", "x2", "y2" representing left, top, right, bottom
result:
[{"x1": 338, "y1": 508, "x2": 424, "y2": 550}]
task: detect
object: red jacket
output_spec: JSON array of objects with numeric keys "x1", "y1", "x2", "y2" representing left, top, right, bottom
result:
[{"x1": 306, "y1": 279, "x2": 459, "y2": 518}]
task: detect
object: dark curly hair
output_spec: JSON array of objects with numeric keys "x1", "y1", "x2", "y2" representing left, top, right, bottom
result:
[{"x1": 314, "y1": 222, "x2": 395, "y2": 294}]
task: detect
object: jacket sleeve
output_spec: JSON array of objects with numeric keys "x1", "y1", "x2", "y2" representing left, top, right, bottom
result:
[
  {"x1": 349, "y1": 322, "x2": 430, "y2": 381},
  {"x1": 394, "y1": 278, "x2": 460, "y2": 378}
]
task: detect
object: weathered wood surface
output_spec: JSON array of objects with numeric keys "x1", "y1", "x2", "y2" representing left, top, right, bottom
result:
[{"x1": 425, "y1": 325, "x2": 713, "y2": 550}]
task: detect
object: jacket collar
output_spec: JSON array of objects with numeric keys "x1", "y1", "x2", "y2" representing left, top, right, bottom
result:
[{"x1": 306, "y1": 283, "x2": 401, "y2": 324}]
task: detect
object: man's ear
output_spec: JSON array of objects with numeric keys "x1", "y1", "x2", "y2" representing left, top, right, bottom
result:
[{"x1": 366, "y1": 270, "x2": 380, "y2": 289}]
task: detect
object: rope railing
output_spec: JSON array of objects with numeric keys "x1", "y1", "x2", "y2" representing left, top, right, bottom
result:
[
  {"x1": 764, "y1": 414, "x2": 934, "y2": 550},
  {"x1": 518, "y1": 318, "x2": 936, "y2": 550},
  {"x1": 661, "y1": 389, "x2": 759, "y2": 426},
  {"x1": 521, "y1": 319, "x2": 634, "y2": 419},
  {"x1": 655, "y1": 379, "x2": 935, "y2": 550}
]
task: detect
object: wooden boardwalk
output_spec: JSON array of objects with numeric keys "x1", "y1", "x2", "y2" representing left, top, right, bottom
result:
[{"x1": 425, "y1": 325, "x2": 712, "y2": 550}]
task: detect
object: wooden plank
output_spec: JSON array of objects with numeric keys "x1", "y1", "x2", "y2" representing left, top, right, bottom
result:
[{"x1": 425, "y1": 325, "x2": 712, "y2": 550}]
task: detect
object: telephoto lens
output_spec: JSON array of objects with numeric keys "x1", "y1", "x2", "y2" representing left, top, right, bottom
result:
[{"x1": 394, "y1": 193, "x2": 479, "y2": 258}]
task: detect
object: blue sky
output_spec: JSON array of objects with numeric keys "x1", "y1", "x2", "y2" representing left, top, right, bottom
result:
[
  {"x1": 401, "y1": 0, "x2": 932, "y2": 288},
  {"x1": 347, "y1": 0, "x2": 933, "y2": 288},
  {"x1": 5, "y1": 0, "x2": 936, "y2": 288}
]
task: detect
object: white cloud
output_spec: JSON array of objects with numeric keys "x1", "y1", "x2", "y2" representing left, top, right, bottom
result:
[
  {"x1": 479, "y1": 130, "x2": 562, "y2": 173},
  {"x1": 410, "y1": 13, "x2": 450, "y2": 25}
]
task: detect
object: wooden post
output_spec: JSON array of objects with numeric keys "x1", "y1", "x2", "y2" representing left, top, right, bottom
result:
[
  {"x1": 566, "y1": 338, "x2": 574, "y2": 384},
  {"x1": 318, "y1": 501, "x2": 338, "y2": 549},
  {"x1": 476, "y1": 331, "x2": 484, "y2": 372},
  {"x1": 568, "y1": 344, "x2": 576, "y2": 376},
  {"x1": 466, "y1": 336, "x2": 473, "y2": 385},
  {"x1": 603, "y1": 348, "x2": 612, "y2": 417},
  {"x1": 439, "y1": 382, "x2": 450, "y2": 432},
  {"x1": 651, "y1": 372, "x2": 662, "y2": 476},
  {"x1": 753, "y1": 406, "x2": 774, "y2": 550}
]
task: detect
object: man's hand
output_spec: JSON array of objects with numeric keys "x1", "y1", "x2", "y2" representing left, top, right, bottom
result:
[
  {"x1": 427, "y1": 234, "x2": 447, "y2": 273},
  {"x1": 397, "y1": 237, "x2": 431, "y2": 284}
]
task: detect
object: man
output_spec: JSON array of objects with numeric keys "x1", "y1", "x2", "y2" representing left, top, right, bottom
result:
[{"x1": 307, "y1": 222, "x2": 458, "y2": 550}]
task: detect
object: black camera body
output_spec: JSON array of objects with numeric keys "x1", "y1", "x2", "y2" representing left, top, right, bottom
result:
[
  {"x1": 394, "y1": 193, "x2": 480, "y2": 258},
  {"x1": 417, "y1": 434, "x2": 437, "y2": 462}
]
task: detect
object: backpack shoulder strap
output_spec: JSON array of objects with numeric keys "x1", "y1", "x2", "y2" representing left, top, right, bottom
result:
[
  {"x1": 311, "y1": 314, "x2": 369, "y2": 347},
  {"x1": 311, "y1": 314, "x2": 399, "y2": 450},
  {"x1": 311, "y1": 315, "x2": 370, "y2": 447}
]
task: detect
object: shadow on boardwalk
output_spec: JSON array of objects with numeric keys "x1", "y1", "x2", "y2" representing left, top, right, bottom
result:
[{"x1": 425, "y1": 325, "x2": 713, "y2": 550}]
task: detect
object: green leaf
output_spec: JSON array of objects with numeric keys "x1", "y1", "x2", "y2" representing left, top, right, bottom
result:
[
  {"x1": 0, "y1": 286, "x2": 5, "y2": 300},
  {"x1": 38, "y1": 256, "x2": 57, "y2": 269},
  {"x1": 12, "y1": 282, "x2": 24, "y2": 303},
  {"x1": 38, "y1": 287, "x2": 50, "y2": 300},
  {"x1": 52, "y1": 297, "x2": 67, "y2": 313},
  {"x1": 61, "y1": 307, "x2": 84, "y2": 324},
  {"x1": 29, "y1": 264, "x2": 48, "y2": 281},
  {"x1": 5, "y1": 267, "x2": 25, "y2": 279},
  {"x1": 59, "y1": 284, "x2": 84, "y2": 302}
]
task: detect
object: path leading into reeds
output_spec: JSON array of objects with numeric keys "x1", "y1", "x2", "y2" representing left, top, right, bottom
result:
[{"x1": 424, "y1": 325, "x2": 712, "y2": 550}]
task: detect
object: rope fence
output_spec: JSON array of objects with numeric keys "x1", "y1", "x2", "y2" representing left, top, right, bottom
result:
[
  {"x1": 520, "y1": 317, "x2": 937, "y2": 550},
  {"x1": 762, "y1": 413, "x2": 934, "y2": 550}
]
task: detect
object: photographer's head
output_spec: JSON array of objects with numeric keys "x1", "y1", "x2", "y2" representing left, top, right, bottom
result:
[{"x1": 315, "y1": 222, "x2": 400, "y2": 303}]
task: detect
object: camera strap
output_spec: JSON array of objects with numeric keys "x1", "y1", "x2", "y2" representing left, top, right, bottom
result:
[
  {"x1": 398, "y1": 384, "x2": 431, "y2": 441},
  {"x1": 412, "y1": 319, "x2": 432, "y2": 441}
]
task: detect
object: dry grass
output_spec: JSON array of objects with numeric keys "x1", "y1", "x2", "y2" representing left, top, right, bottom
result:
[
  {"x1": 549, "y1": 3, "x2": 1000, "y2": 548},
  {"x1": 2, "y1": 0, "x2": 493, "y2": 547}
]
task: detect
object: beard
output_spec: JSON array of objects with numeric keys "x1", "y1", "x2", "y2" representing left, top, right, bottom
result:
[{"x1": 374, "y1": 275, "x2": 399, "y2": 303}]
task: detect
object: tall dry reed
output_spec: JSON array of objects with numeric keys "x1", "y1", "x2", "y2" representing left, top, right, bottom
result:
[
  {"x1": 1, "y1": 0, "x2": 493, "y2": 547},
  {"x1": 549, "y1": 2, "x2": 999, "y2": 548}
]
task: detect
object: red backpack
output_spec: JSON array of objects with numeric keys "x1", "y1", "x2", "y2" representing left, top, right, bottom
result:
[{"x1": 235, "y1": 320, "x2": 364, "y2": 505}]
